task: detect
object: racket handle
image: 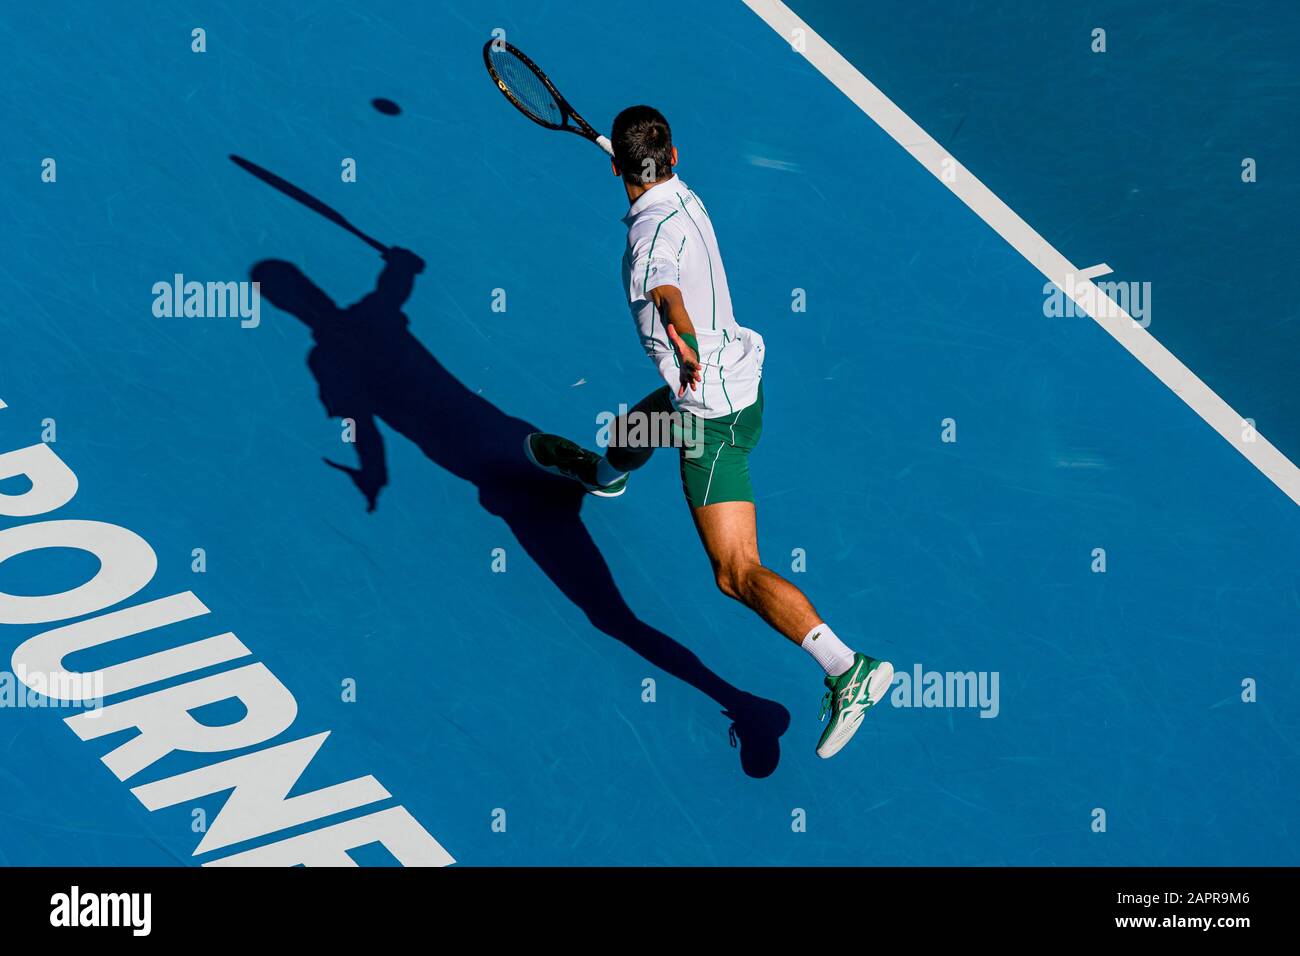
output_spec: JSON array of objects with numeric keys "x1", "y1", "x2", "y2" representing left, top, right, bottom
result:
[{"x1": 596, "y1": 134, "x2": 613, "y2": 157}]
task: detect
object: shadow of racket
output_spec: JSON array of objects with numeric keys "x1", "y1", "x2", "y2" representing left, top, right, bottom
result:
[{"x1": 230, "y1": 154, "x2": 389, "y2": 253}]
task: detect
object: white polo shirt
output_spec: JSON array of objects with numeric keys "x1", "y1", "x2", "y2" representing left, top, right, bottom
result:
[{"x1": 621, "y1": 175, "x2": 764, "y2": 420}]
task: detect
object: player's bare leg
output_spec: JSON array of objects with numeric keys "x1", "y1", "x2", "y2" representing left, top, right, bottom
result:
[
  {"x1": 689, "y1": 501, "x2": 820, "y2": 643},
  {"x1": 691, "y1": 500, "x2": 893, "y2": 758}
]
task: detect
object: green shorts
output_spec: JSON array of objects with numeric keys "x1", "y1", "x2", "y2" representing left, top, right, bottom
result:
[
  {"x1": 605, "y1": 383, "x2": 765, "y2": 509},
  {"x1": 678, "y1": 384, "x2": 764, "y2": 509}
]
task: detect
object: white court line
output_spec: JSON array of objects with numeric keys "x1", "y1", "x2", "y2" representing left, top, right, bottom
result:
[{"x1": 742, "y1": 0, "x2": 1300, "y2": 506}]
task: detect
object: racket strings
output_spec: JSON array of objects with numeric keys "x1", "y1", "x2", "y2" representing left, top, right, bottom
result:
[{"x1": 489, "y1": 48, "x2": 564, "y2": 125}]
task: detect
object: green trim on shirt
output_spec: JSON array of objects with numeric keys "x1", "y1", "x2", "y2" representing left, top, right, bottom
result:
[{"x1": 643, "y1": 210, "x2": 680, "y2": 291}]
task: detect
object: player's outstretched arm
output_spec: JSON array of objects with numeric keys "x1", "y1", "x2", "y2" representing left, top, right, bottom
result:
[{"x1": 651, "y1": 284, "x2": 701, "y2": 396}]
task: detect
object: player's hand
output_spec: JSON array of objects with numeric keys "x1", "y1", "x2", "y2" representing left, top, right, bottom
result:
[{"x1": 667, "y1": 324, "x2": 701, "y2": 397}]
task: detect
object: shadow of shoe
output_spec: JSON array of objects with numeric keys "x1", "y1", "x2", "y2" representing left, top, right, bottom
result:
[{"x1": 724, "y1": 693, "x2": 793, "y2": 779}]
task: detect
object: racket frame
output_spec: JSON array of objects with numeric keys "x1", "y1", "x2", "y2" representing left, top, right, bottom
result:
[{"x1": 482, "y1": 39, "x2": 613, "y2": 156}]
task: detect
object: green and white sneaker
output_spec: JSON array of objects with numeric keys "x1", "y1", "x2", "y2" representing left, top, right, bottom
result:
[
  {"x1": 524, "y1": 433, "x2": 629, "y2": 498},
  {"x1": 816, "y1": 653, "x2": 893, "y2": 759}
]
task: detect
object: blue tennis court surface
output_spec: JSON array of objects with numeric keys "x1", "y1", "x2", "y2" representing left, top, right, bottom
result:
[{"x1": 1, "y1": 0, "x2": 1296, "y2": 866}]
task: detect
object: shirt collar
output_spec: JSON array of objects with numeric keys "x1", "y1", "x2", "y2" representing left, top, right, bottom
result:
[{"x1": 622, "y1": 175, "x2": 682, "y2": 223}]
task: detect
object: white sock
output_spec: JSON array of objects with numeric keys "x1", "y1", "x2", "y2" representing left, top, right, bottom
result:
[
  {"x1": 800, "y1": 623, "x2": 856, "y2": 677},
  {"x1": 596, "y1": 457, "x2": 625, "y2": 487}
]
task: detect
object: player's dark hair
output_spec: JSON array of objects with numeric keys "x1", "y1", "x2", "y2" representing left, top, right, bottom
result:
[{"x1": 611, "y1": 106, "x2": 673, "y2": 185}]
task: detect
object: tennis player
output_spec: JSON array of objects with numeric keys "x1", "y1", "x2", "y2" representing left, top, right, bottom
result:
[{"x1": 526, "y1": 106, "x2": 892, "y2": 758}]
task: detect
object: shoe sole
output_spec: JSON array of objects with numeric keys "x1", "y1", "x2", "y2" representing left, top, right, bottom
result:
[
  {"x1": 816, "y1": 659, "x2": 893, "y2": 759},
  {"x1": 523, "y1": 433, "x2": 626, "y2": 498}
]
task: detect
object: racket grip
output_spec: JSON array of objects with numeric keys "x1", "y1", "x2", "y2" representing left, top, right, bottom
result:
[{"x1": 596, "y1": 134, "x2": 614, "y2": 157}]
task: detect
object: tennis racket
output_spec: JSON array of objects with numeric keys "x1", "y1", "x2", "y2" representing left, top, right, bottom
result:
[{"x1": 483, "y1": 38, "x2": 613, "y2": 157}]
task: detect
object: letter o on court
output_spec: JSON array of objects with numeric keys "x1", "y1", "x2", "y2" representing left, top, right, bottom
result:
[
  {"x1": 0, "y1": 520, "x2": 158, "y2": 625},
  {"x1": 0, "y1": 444, "x2": 79, "y2": 517}
]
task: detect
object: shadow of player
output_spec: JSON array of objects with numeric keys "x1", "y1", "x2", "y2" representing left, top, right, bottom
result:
[{"x1": 249, "y1": 244, "x2": 791, "y2": 778}]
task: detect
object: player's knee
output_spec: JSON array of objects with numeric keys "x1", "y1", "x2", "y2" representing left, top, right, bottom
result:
[
  {"x1": 714, "y1": 561, "x2": 757, "y2": 601},
  {"x1": 713, "y1": 567, "x2": 740, "y2": 600}
]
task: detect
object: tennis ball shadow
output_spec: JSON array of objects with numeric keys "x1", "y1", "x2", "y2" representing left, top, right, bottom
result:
[{"x1": 371, "y1": 97, "x2": 401, "y2": 116}]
